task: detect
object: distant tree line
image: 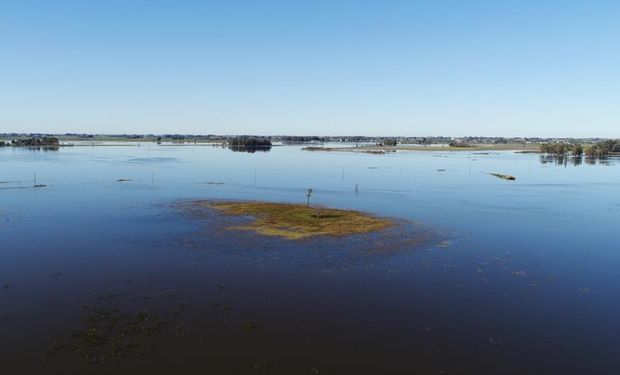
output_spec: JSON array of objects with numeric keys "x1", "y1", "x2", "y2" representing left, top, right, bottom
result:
[
  {"x1": 541, "y1": 140, "x2": 620, "y2": 158},
  {"x1": 540, "y1": 142, "x2": 582, "y2": 156},
  {"x1": 227, "y1": 136, "x2": 272, "y2": 147},
  {"x1": 280, "y1": 136, "x2": 327, "y2": 143},
  {"x1": 8, "y1": 137, "x2": 60, "y2": 147},
  {"x1": 377, "y1": 139, "x2": 398, "y2": 147},
  {"x1": 585, "y1": 139, "x2": 620, "y2": 157}
]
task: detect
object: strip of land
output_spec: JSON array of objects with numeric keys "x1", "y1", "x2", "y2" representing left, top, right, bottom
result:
[{"x1": 303, "y1": 143, "x2": 540, "y2": 154}]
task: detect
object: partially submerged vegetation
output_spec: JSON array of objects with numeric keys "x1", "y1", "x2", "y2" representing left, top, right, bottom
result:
[
  {"x1": 1, "y1": 136, "x2": 62, "y2": 149},
  {"x1": 196, "y1": 201, "x2": 393, "y2": 240},
  {"x1": 45, "y1": 308, "x2": 167, "y2": 364},
  {"x1": 540, "y1": 142, "x2": 583, "y2": 156},
  {"x1": 226, "y1": 136, "x2": 272, "y2": 153},
  {"x1": 490, "y1": 173, "x2": 516, "y2": 181},
  {"x1": 585, "y1": 139, "x2": 620, "y2": 158},
  {"x1": 540, "y1": 140, "x2": 620, "y2": 159}
]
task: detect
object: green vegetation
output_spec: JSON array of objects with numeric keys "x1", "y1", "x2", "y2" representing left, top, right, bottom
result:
[
  {"x1": 541, "y1": 140, "x2": 620, "y2": 158},
  {"x1": 585, "y1": 139, "x2": 620, "y2": 158},
  {"x1": 226, "y1": 136, "x2": 273, "y2": 153},
  {"x1": 540, "y1": 142, "x2": 582, "y2": 156},
  {"x1": 6, "y1": 136, "x2": 60, "y2": 148},
  {"x1": 203, "y1": 201, "x2": 392, "y2": 240},
  {"x1": 226, "y1": 136, "x2": 272, "y2": 148},
  {"x1": 378, "y1": 138, "x2": 398, "y2": 146}
]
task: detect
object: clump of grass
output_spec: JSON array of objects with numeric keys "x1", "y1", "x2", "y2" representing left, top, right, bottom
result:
[
  {"x1": 254, "y1": 360, "x2": 275, "y2": 374},
  {"x1": 205, "y1": 201, "x2": 392, "y2": 240},
  {"x1": 241, "y1": 320, "x2": 258, "y2": 331}
]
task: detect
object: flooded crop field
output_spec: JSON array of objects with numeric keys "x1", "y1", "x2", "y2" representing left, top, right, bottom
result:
[{"x1": 1, "y1": 144, "x2": 619, "y2": 374}]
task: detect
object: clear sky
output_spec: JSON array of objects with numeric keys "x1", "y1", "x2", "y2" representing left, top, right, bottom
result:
[{"x1": 1, "y1": 0, "x2": 619, "y2": 137}]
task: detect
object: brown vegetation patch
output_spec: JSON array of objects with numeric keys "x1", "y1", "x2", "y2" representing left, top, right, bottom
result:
[{"x1": 191, "y1": 200, "x2": 393, "y2": 240}]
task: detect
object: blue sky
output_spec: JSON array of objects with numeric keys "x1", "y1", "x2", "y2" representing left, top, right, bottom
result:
[{"x1": 1, "y1": 0, "x2": 619, "y2": 136}]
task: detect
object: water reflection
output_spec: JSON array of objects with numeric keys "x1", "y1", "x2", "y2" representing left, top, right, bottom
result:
[
  {"x1": 539, "y1": 155, "x2": 615, "y2": 166},
  {"x1": 226, "y1": 145, "x2": 272, "y2": 153}
]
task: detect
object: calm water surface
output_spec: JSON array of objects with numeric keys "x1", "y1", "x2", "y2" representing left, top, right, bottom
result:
[{"x1": 1, "y1": 144, "x2": 619, "y2": 374}]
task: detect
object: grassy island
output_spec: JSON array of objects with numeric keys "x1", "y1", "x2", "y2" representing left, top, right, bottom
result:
[{"x1": 194, "y1": 201, "x2": 392, "y2": 239}]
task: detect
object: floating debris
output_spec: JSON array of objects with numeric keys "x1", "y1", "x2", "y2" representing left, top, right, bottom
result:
[
  {"x1": 115, "y1": 178, "x2": 133, "y2": 182},
  {"x1": 578, "y1": 287, "x2": 591, "y2": 293},
  {"x1": 436, "y1": 240, "x2": 452, "y2": 248},
  {"x1": 490, "y1": 173, "x2": 516, "y2": 181}
]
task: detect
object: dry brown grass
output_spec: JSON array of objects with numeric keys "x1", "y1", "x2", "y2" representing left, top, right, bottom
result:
[{"x1": 203, "y1": 201, "x2": 392, "y2": 240}]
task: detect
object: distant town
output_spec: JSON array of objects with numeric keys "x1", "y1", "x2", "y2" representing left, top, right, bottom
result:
[{"x1": 0, "y1": 133, "x2": 613, "y2": 145}]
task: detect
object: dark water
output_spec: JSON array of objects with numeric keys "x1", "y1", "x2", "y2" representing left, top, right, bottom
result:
[{"x1": 1, "y1": 144, "x2": 619, "y2": 374}]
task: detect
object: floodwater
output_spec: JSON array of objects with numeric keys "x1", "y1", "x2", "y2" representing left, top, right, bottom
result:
[{"x1": 1, "y1": 144, "x2": 619, "y2": 374}]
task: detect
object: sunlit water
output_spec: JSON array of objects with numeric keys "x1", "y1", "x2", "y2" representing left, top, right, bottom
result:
[{"x1": 1, "y1": 144, "x2": 619, "y2": 374}]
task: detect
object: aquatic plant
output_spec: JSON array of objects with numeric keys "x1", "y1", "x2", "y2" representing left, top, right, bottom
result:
[
  {"x1": 44, "y1": 306, "x2": 183, "y2": 364},
  {"x1": 253, "y1": 360, "x2": 275, "y2": 374},
  {"x1": 241, "y1": 320, "x2": 258, "y2": 331}
]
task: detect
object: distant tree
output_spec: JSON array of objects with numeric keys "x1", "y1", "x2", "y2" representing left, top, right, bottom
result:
[
  {"x1": 380, "y1": 139, "x2": 398, "y2": 147},
  {"x1": 584, "y1": 145, "x2": 597, "y2": 158},
  {"x1": 306, "y1": 188, "x2": 313, "y2": 206}
]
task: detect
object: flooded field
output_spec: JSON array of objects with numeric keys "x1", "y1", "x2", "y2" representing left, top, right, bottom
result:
[{"x1": 1, "y1": 144, "x2": 619, "y2": 374}]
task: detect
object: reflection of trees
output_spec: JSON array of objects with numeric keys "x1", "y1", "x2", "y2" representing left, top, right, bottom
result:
[
  {"x1": 225, "y1": 136, "x2": 272, "y2": 153},
  {"x1": 539, "y1": 154, "x2": 612, "y2": 166},
  {"x1": 30, "y1": 146, "x2": 60, "y2": 151},
  {"x1": 227, "y1": 145, "x2": 272, "y2": 153}
]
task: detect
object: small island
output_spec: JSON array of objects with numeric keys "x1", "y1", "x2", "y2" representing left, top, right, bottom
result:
[
  {"x1": 190, "y1": 200, "x2": 393, "y2": 240},
  {"x1": 225, "y1": 136, "x2": 272, "y2": 153},
  {"x1": 0, "y1": 136, "x2": 62, "y2": 149}
]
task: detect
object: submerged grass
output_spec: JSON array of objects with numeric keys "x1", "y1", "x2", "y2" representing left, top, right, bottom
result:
[{"x1": 202, "y1": 201, "x2": 392, "y2": 240}]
